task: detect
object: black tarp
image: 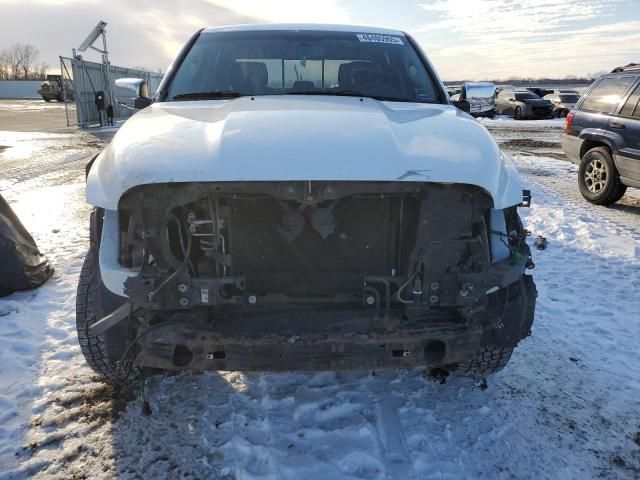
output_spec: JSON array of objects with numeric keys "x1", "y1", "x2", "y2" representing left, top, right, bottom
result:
[{"x1": 0, "y1": 194, "x2": 54, "y2": 297}]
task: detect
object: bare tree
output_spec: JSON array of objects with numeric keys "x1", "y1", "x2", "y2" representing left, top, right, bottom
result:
[
  {"x1": 20, "y1": 44, "x2": 39, "y2": 79},
  {"x1": 0, "y1": 50, "x2": 9, "y2": 80},
  {"x1": 0, "y1": 44, "x2": 47, "y2": 80},
  {"x1": 7, "y1": 44, "x2": 23, "y2": 79},
  {"x1": 36, "y1": 62, "x2": 49, "y2": 80}
]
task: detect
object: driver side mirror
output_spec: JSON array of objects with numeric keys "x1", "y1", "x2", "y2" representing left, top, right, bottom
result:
[
  {"x1": 452, "y1": 99, "x2": 471, "y2": 113},
  {"x1": 115, "y1": 78, "x2": 152, "y2": 110}
]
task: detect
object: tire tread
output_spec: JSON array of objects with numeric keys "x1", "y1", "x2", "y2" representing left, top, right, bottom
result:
[
  {"x1": 75, "y1": 249, "x2": 121, "y2": 380},
  {"x1": 458, "y1": 346, "x2": 514, "y2": 377}
]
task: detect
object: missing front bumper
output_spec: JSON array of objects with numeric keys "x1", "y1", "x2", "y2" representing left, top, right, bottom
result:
[{"x1": 133, "y1": 275, "x2": 536, "y2": 372}]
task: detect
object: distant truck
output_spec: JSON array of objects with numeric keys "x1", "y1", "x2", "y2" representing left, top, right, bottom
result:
[
  {"x1": 451, "y1": 82, "x2": 497, "y2": 118},
  {"x1": 38, "y1": 74, "x2": 74, "y2": 102}
]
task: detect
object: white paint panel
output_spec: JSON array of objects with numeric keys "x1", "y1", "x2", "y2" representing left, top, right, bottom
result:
[{"x1": 86, "y1": 97, "x2": 523, "y2": 210}]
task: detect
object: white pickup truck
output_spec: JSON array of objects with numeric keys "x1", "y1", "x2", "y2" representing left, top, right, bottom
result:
[{"x1": 77, "y1": 24, "x2": 536, "y2": 380}]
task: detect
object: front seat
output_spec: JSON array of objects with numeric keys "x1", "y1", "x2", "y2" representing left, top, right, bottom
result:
[
  {"x1": 291, "y1": 80, "x2": 316, "y2": 92},
  {"x1": 338, "y1": 61, "x2": 377, "y2": 90},
  {"x1": 230, "y1": 61, "x2": 270, "y2": 94}
]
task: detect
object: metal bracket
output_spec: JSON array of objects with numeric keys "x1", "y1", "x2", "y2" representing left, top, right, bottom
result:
[{"x1": 89, "y1": 302, "x2": 132, "y2": 336}]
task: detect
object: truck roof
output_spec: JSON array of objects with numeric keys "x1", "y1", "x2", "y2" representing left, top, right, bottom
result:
[{"x1": 202, "y1": 23, "x2": 406, "y2": 36}]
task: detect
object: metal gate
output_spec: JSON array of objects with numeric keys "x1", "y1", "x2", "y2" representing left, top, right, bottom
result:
[{"x1": 60, "y1": 56, "x2": 163, "y2": 128}]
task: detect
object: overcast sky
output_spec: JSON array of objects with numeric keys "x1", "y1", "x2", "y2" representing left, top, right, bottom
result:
[{"x1": 0, "y1": 0, "x2": 638, "y2": 80}]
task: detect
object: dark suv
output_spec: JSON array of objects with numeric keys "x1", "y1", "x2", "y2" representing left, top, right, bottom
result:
[{"x1": 562, "y1": 64, "x2": 640, "y2": 205}]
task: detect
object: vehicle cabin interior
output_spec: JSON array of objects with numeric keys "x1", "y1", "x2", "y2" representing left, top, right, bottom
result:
[{"x1": 167, "y1": 31, "x2": 441, "y2": 103}]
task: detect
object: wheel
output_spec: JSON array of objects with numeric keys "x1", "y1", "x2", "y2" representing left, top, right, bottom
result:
[
  {"x1": 43, "y1": 98, "x2": 51, "y2": 102},
  {"x1": 76, "y1": 212, "x2": 129, "y2": 380},
  {"x1": 514, "y1": 106, "x2": 522, "y2": 120},
  {"x1": 578, "y1": 147, "x2": 627, "y2": 205},
  {"x1": 457, "y1": 346, "x2": 514, "y2": 377}
]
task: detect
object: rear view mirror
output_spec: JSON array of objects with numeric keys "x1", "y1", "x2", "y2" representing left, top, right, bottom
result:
[
  {"x1": 115, "y1": 78, "x2": 152, "y2": 109},
  {"x1": 453, "y1": 99, "x2": 471, "y2": 113}
]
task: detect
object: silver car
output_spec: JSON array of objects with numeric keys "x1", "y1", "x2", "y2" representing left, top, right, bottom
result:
[{"x1": 543, "y1": 90, "x2": 581, "y2": 117}]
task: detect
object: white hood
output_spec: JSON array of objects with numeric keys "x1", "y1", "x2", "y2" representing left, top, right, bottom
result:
[{"x1": 86, "y1": 96, "x2": 523, "y2": 209}]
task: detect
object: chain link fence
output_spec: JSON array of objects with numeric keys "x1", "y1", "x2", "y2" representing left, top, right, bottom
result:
[{"x1": 60, "y1": 56, "x2": 163, "y2": 128}]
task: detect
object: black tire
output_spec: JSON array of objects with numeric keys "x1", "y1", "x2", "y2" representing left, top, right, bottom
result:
[
  {"x1": 76, "y1": 235, "x2": 129, "y2": 380},
  {"x1": 514, "y1": 106, "x2": 522, "y2": 120},
  {"x1": 578, "y1": 147, "x2": 627, "y2": 205},
  {"x1": 457, "y1": 346, "x2": 514, "y2": 377},
  {"x1": 43, "y1": 98, "x2": 51, "y2": 102}
]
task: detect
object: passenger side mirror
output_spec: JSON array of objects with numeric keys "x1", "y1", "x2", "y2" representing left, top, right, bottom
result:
[
  {"x1": 115, "y1": 78, "x2": 152, "y2": 110},
  {"x1": 452, "y1": 99, "x2": 471, "y2": 113}
]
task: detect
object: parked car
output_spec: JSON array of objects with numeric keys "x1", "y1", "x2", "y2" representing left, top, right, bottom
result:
[
  {"x1": 78, "y1": 24, "x2": 537, "y2": 381},
  {"x1": 496, "y1": 89, "x2": 554, "y2": 119},
  {"x1": 523, "y1": 87, "x2": 553, "y2": 98},
  {"x1": 562, "y1": 64, "x2": 640, "y2": 205},
  {"x1": 452, "y1": 82, "x2": 497, "y2": 118},
  {"x1": 543, "y1": 90, "x2": 581, "y2": 117}
]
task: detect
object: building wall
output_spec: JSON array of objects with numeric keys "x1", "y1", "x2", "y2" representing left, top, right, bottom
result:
[{"x1": 0, "y1": 81, "x2": 42, "y2": 99}]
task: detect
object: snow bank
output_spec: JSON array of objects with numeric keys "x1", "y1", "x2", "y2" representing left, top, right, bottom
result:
[
  {"x1": 1, "y1": 126, "x2": 639, "y2": 479},
  {"x1": 479, "y1": 115, "x2": 564, "y2": 128}
]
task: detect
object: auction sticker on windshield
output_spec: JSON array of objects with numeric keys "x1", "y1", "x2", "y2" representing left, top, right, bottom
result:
[{"x1": 356, "y1": 34, "x2": 404, "y2": 45}]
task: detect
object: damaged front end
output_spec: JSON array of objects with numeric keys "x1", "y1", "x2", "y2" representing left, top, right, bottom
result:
[{"x1": 102, "y1": 181, "x2": 536, "y2": 372}]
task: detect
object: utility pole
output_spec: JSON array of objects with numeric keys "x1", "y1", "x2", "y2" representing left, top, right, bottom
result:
[{"x1": 78, "y1": 21, "x2": 110, "y2": 127}]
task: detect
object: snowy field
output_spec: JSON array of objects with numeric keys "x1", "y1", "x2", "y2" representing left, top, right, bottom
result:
[{"x1": 0, "y1": 113, "x2": 639, "y2": 479}]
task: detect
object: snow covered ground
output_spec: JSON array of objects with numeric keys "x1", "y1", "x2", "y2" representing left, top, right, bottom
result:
[{"x1": 0, "y1": 118, "x2": 639, "y2": 479}]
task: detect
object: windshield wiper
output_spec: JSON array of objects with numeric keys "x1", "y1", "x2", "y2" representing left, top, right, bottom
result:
[
  {"x1": 284, "y1": 90, "x2": 414, "y2": 102},
  {"x1": 172, "y1": 91, "x2": 243, "y2": 100}
]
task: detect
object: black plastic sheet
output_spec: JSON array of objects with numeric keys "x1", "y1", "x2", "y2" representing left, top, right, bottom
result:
[{"x1": 0, "y1": 194, "x2": 53, "y2": 297}]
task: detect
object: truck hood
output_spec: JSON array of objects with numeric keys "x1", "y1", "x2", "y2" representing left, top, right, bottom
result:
[{"x1": 86, "y1": 96, "x2": 523, "y2": 209}]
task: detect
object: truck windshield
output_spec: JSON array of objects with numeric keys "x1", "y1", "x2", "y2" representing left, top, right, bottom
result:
[
  {"x1": 464, "y1": 84, "x2": 496, "y2": 100},
  {"x1": 166, "y1": 30, "x2": 442, "y2": 104}
]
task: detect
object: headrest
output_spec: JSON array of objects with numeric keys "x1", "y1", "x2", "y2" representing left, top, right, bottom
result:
[
  {"x1": 291, "y1": 80, "x2": 316, "y2": 92},
  {"x1": 338, "y1": 61, "x2": 376, "y2": 89},
  {"x1": 230, "y1": 61, "x2": 268, "y2": 92}
]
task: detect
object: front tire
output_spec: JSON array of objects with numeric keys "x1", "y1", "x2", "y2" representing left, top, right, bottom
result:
[
  {"x1": 578, "y1": 147, "x2": 626, "y2": 205},
  {"x1": 514, "y1": 106, "x2": 523, "y2": 120},
  {"x1": 458, "y1": 347, "x2": 514, "y2": 377},
  {"x1": 76, "y1": 245, "x2": 129, "y2": 380}
]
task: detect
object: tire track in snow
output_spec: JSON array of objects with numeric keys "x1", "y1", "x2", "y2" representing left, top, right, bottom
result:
[{"x1": 375, "y1": 393, "x2": 411, "y2": 479}]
